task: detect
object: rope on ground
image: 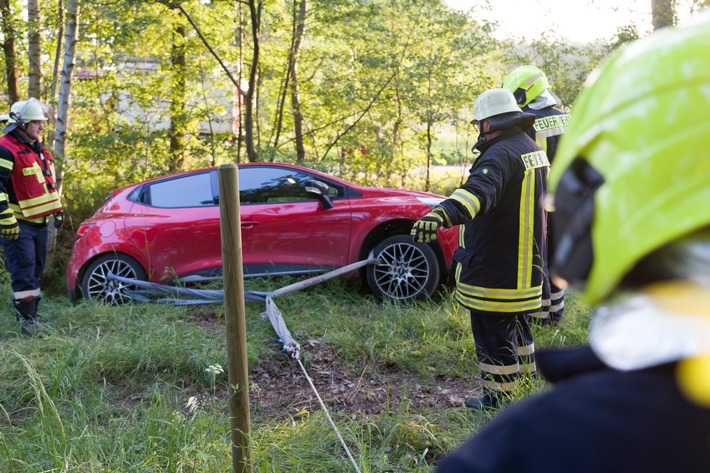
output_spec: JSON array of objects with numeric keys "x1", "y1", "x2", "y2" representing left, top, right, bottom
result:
[
  {"x1": 109, "y1": 252, "x2": 379, "y2": 306},
  {"x1": 262, "y1": 297, "x2": 362, "y2": 472},
  {"x1": 295, "y1": 354, "x2": 363, "y2": 473},
  {"x1": 107, "y1": 253, "x2": 380, "y2": 472}
]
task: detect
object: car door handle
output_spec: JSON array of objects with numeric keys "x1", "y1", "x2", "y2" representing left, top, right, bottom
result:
[{"x1": 241, "y1": 220, "x2": 259, "y2": 229}]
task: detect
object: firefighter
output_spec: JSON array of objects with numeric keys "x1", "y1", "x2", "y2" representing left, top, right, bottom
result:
[
  {"x1": 436, "y1": 10, "x2": 710, "y2": 472},
  {"x1": 503, "y1": 65, "x2": 570, "y2": 325},
  {"x1": 0, "y1": 98, "x2": 63, "y2": 336},
  {"x1": 411, "y1": 87, "x2": 548, "y2": 409}
]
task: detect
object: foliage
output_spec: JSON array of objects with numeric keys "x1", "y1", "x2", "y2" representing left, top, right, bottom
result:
[{"x1": 0, "y1": 0, "x2": 615, "y2": 226}]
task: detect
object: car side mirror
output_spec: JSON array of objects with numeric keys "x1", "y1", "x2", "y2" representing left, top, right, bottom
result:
[{"x1": 305, "y1": 179, "x2": 334, "y2": 209}]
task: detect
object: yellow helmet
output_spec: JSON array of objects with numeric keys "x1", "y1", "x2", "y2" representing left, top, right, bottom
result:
[
  {"x1": 547, "y1": 11, "x2": 710, "y2": 306},
  {"x1": 549, "y1": 9, "x2": 710, "y2": 407},
  {"x1": 503, "y1": 65, "x2": 549, "y2": 107}
]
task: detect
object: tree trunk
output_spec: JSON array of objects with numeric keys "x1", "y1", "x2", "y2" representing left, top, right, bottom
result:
[
  {"x1": 169, "y1": 21, "x2": 187, "y2": 172},
  {"x1": 289, "y1": 0, "x2": 306, "y2": 162},
  {"x1": 160, "y1": 0, "x2": 259, "y2": 161},
  {"x1": 47, "y1": 0, "x2": 64, "y2": 149},
  {"x1": 0, "y1": 0, "x2": 19, "y2": 105},
  {"x1": 651, "y1": 0, "x2": 676, "y2": 30},
  {"x1": 27, "y1": 0, "x2": 42, "y2": 98},
  {"x1": 48, "y1": 0, "x2": 79, "y2": 265},
  {"x1": 244, "y1": 0, "x2": 261, "y2": 162}
]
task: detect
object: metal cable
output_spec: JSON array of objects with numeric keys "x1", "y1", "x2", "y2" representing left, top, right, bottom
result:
[{"x1": 294, "y1": 354, "x2": 363, "y2": 473}]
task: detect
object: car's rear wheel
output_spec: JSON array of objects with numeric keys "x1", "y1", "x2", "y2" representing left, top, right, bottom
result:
[
  {"x1": 366, "y1": 234, "x2": 441, "y2": 302},
  {"x1": 80, "y1": 254, "x2": 147, "y2": 305}
]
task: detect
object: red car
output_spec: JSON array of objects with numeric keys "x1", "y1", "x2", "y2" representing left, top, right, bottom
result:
[{"x1": 67, "y1": 163, "x2": 459, "y2": 304}]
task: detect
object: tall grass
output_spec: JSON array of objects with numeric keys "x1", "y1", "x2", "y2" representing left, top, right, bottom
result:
[{"x1": 0, "y1": 277, "x2": 593, "y2": 472}]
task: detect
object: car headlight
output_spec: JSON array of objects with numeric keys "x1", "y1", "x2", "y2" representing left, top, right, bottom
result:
[{"x1": 415, "y1": 196, "x2": 445, "y2": 208}]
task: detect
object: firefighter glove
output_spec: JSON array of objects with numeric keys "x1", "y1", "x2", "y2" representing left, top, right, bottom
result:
[
  {"x1": 411, "y1": 207, "x2": 448, "y2": 243},
  {"x1": 0, "y1": 208, "x2": 19, "y2": 240},
  {"x1": 53, "y1": 212, "x2": 64, "y2": 229}
]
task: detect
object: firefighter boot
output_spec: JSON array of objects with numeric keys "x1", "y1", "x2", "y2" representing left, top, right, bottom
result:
[
  {"x1": 13, "y1": 297, "x2": 45, "y2": 337},
  {"x1": 465, "y1": 389, "x2": 502, "y2": 410}
]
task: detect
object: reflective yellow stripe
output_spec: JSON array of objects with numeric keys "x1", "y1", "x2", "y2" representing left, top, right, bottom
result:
[
  {"x1": 518, "y1": 169, "x2": 534, "y2": 288},
  {"x1": 450, "y1": 189, "x2": 481, "y2": 220},
  {"x1": 517, "y1": 343, "x2": 535, "y2": 356},
  {"x1": 10, "y1": 198, "x2": 61, "y2": 221},
  {"x1": 536, "y1": 126, "x2": 566, "y2": 139},
  {"x1": 482, "y1": 379, "x2": 518, "y2": 392},
  {"x1": 0, "y1": 158, "x2": 12, "y2": 170},
  {"x1": 536, "y1": 136, "x2": 548, "y2": 153},
  {"x1": 458, "y1": 284, "x2": 541, "y2": 299},
  {"x1": 520, "y1": 151, "x2": 549, "y2": 170},
  {"x1": 14, "y1": 289, "x2": 41, "y2": 299},
  {"x1": 18, "y1": 191, "x2": 58, "y2": 208},
  {"x1": 532, "y1": 114, "x2": 569, "y2": 133},
  {"x1": 455, "y1": 292, "x2": 542, "y2": 313},
  {"x1": 18, "y1": 199, "x2": 62, "y2": 218},
  {"x1": 479, "y1": 362, "x2": 520, "y2": 376},
  {"x1": 550, "y1": 301, "x2": 564, "y2": 312}
]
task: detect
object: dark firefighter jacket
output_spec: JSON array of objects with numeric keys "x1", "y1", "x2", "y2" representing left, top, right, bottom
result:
[
  {"x1": 0, "y1": 131, "x2": 62, "y2": 223},
  {"x1": 436, "y1": 345, "x2": 710, "y2": 473},
  {"x1": 523, "y1": 105, "x2": 570, "y2": 162},
  {"x1": 438, "y1": 129, "x2": 548, "y2": 315}
]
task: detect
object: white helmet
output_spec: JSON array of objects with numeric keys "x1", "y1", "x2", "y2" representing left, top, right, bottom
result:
[
  {"x1": 9, "y1": 98, "x2": 48, "y2": 122},
  {"x1": 473, "y1": 88, "x2": 520, "y2": 121},
  {"x1": 3, "y1": 98, "x2": 48, "y2": 133}
]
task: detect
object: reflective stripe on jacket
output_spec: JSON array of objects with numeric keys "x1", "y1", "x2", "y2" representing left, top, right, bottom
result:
[
  {"x1": 0, "y1": 134, "x2": 62, "y2": 222},
  {"x1": 524, "y1": 105, "x2": 570, "y2": 161},
  {"x1": 440, "y1": 131, "x2": 548, "y2": 314}
]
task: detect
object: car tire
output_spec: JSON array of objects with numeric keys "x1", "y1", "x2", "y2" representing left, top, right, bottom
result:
[
  {"x1": 366, "y1": 234, "x2": 441, "y2": 302},
  {"x1": 80, "y1": 254, "x2": 147, "y2": 305}
]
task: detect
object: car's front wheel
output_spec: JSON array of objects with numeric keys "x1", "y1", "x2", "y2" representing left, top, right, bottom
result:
[
  {"x1": 80, "y1": 254, "x2": 147, "y2": 305},
  {"x1": 366, "y1": 234, "x2": 441, "y2": 302}
]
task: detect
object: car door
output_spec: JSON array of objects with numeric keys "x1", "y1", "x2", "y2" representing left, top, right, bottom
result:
[
  {"x1": 125, "y1": 170, "x2": 223, "y2": 281},
  {"x1": 237, "y1": 165, "x2": 352, "y2": 276}
]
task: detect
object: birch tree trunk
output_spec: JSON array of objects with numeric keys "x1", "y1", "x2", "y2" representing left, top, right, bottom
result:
[
  {"x1": 47, "y1": 0, "x2": 64, "y2": 150},
  {"x1": 54, "y1": 0, "x2": 79, "y2": 162},
  {"x1": 27, "y1": 0, "x2": 42, "y2": 98},
  {"x1": 47, "y1": 0, "x2": 79, "y2": 264}
]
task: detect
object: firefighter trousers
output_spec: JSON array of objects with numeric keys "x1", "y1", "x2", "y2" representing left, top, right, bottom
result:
[
  {"x1": 469, "y1": 309, "x2": 536, "y2": 394},
  {"x1": 1, "y1": 220, "x2": 48, "y2": 300}
]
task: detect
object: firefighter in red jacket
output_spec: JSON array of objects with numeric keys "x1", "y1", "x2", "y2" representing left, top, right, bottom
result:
[
  {"x1": 504, "y1": 65, "x2": 570, "y2": 325},
  {"x1": 411, "y1": 88, "x2": 548, "y2": 409},
  {"x1": 0, "y1": 98, "x2": 63, "y2": 336},
  {"x1": 436, "y1": 10, "x2": 710, "y2": 472}
]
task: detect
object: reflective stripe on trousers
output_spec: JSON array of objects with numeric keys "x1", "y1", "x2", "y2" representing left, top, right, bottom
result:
[{"x1": 469, "y1": 309, "x2": 536, "y2": 394}]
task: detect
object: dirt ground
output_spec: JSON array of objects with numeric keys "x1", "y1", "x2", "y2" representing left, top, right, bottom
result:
[
  {"x1": 248, "y1": 338, "x2": 478, "y2": 421},
  {"x1": 182, "y1": 306, "x2": 480, "y2": 422}
]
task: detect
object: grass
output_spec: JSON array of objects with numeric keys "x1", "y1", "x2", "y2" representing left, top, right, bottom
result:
[{"x1": 0, "y1": 276, "x2": 593, "y2": 472}]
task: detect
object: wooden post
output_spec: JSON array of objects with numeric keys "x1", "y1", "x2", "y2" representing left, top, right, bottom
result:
[{"x1": 218, "y1": 164, "x2": 253, "y2": 473}]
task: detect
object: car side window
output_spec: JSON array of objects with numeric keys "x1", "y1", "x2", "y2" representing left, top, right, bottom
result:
[
  {"x1": 145, "y1": 172, "x2": 216, "y2": 208},
  {"x1": 238, "y1": 166, "x2": 343, "y2": 204}
]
